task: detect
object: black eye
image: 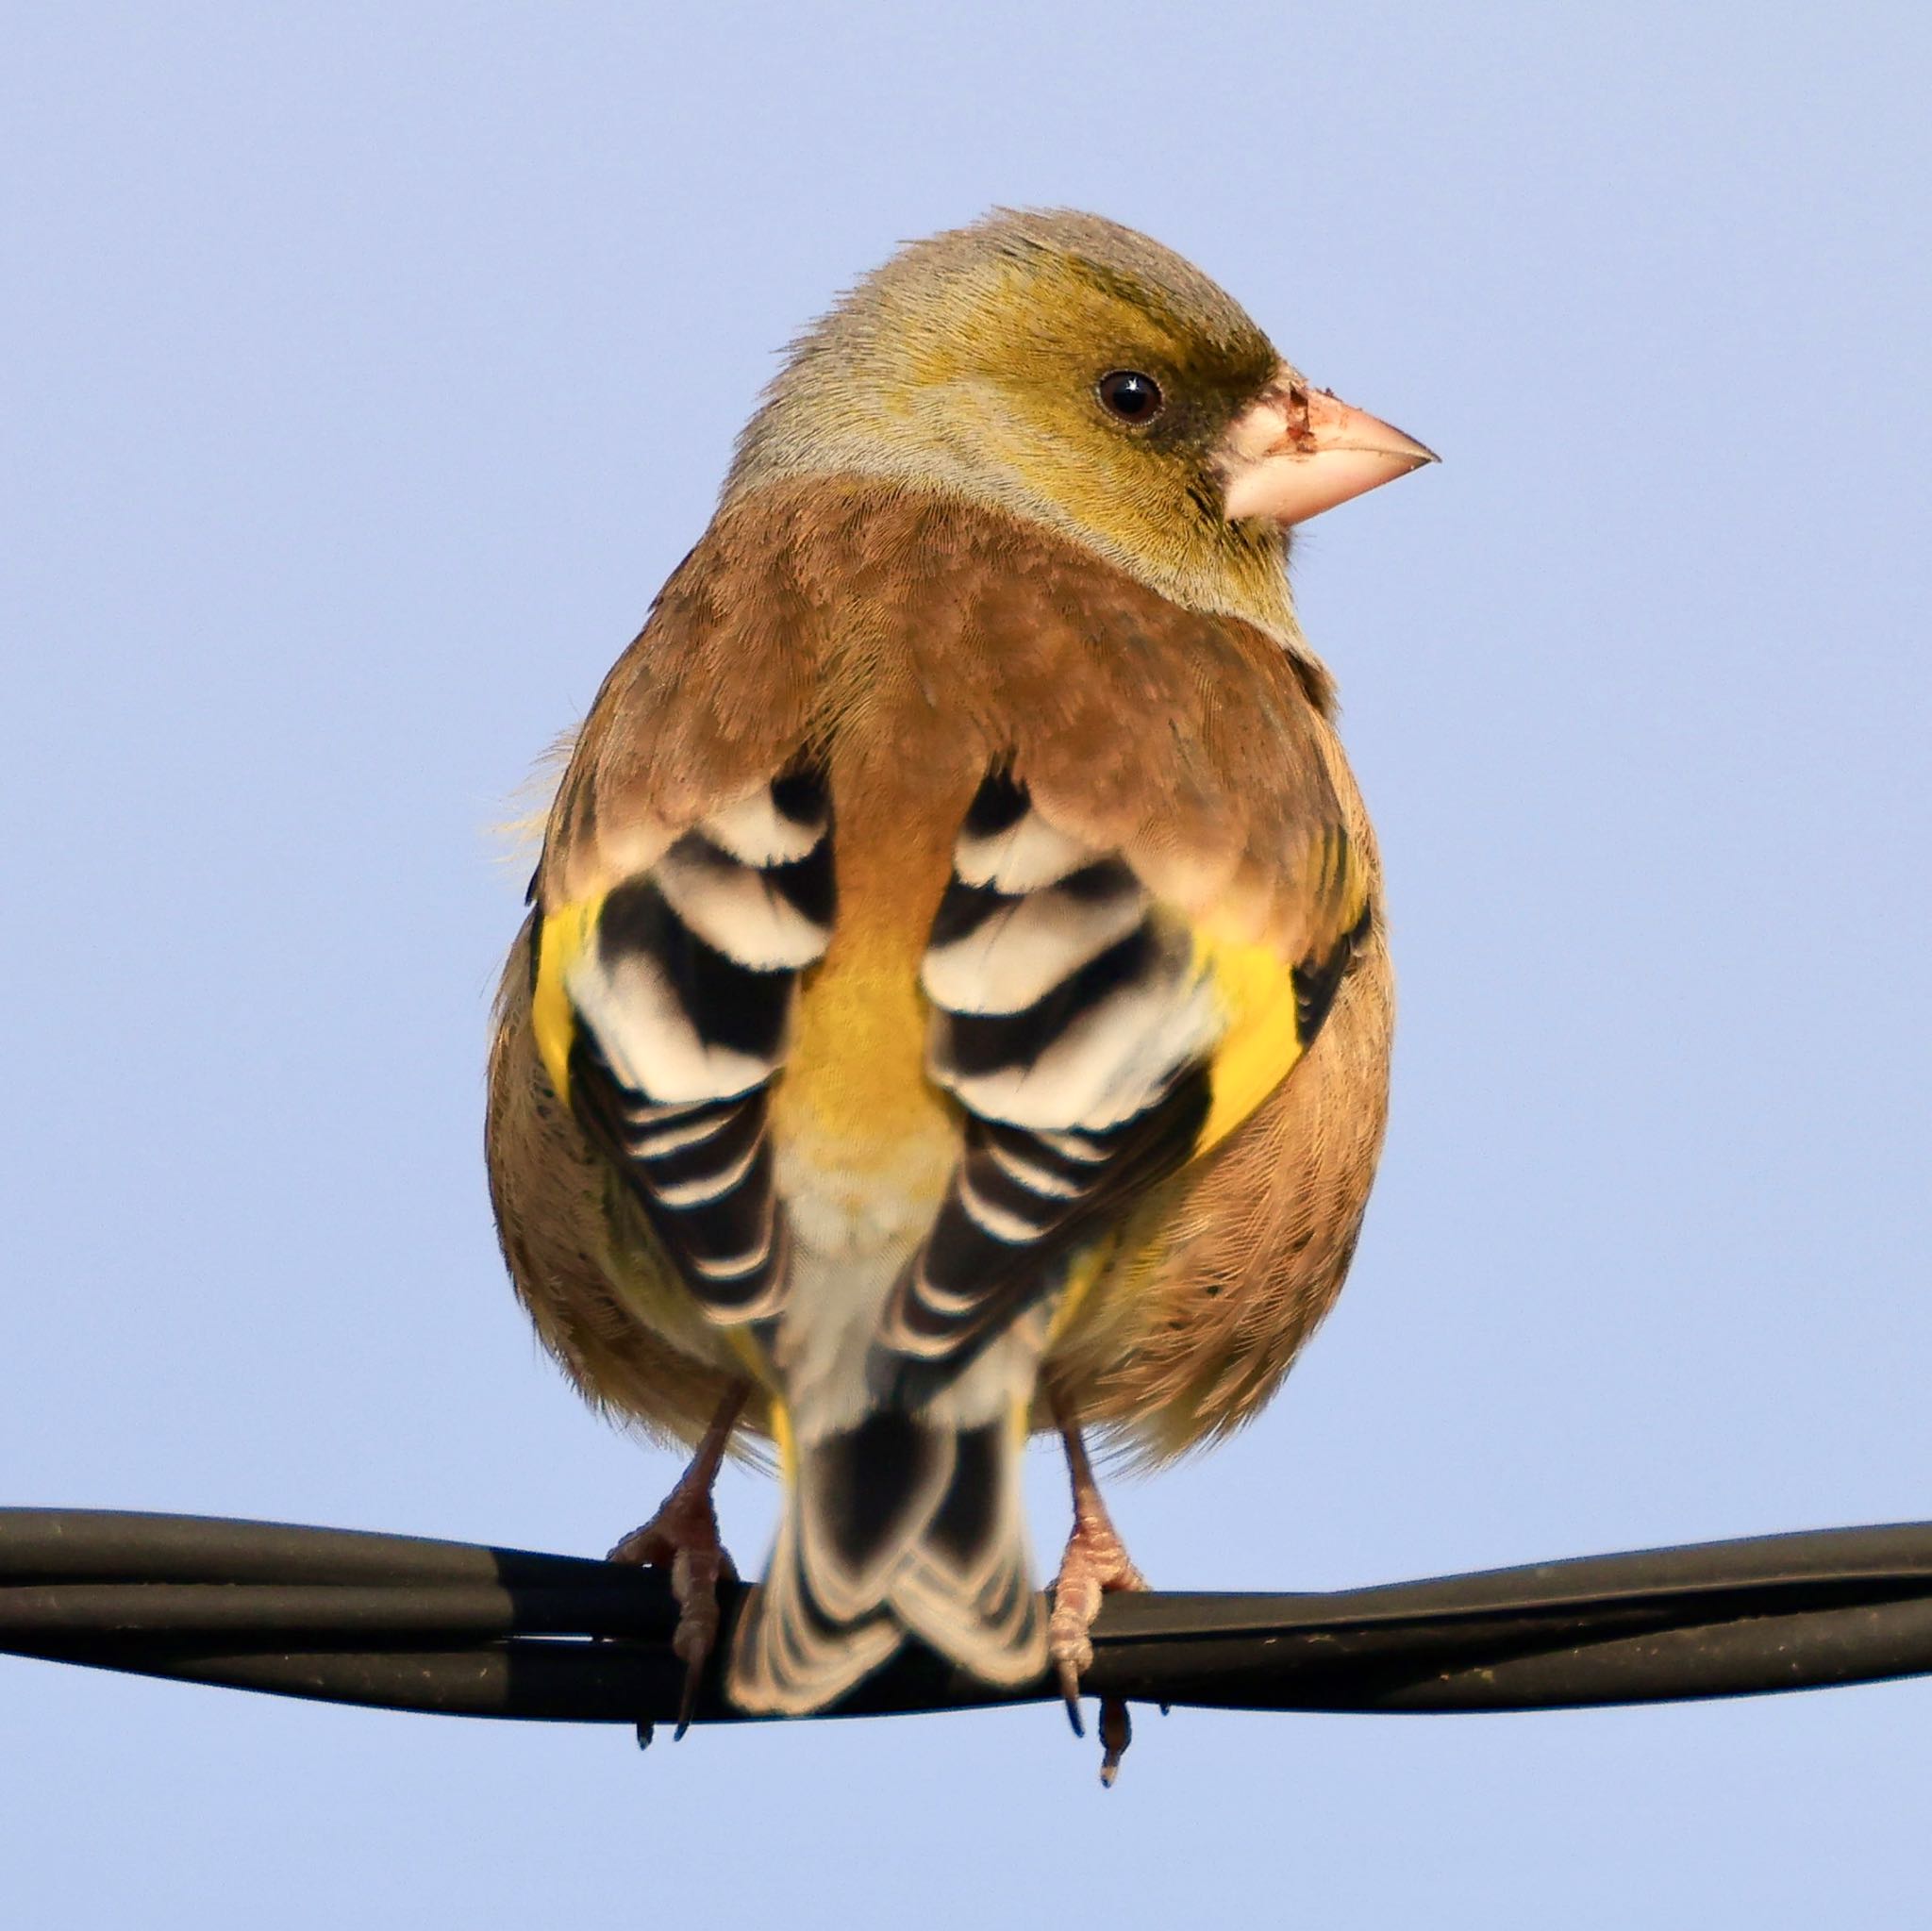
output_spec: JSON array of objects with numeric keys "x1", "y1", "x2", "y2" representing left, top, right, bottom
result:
[{"x1": 1097, "y1": 370, "x2": 1164, "y2": 424}]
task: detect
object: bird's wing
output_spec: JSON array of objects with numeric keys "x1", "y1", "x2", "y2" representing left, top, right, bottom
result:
[
  {"x1": 529, "y1": 763, "x2": 833, "y2": 1331},
  {"x1": 879, "y1": 731, "x2": 1371, "y2": 1378},
  {"x1": 525, "y1": 538, "x2": 828, "y2": 1337}
]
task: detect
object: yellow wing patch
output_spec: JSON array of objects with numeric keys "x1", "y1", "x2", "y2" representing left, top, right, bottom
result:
[
  {"x1": 531, "y1": 897, "x2": 602, "y2": 1104},
  {"x1": 1191, "y1": 832, "x2": 1372, "y2": 1157},
  {"x1": 1194, "y1": 934, "x2": 1307, "y2": 1156}
]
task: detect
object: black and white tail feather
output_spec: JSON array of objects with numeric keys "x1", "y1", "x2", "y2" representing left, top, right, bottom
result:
[{"x1": 729, "y1": 1409, "x2": 1044, "y2": 1710}]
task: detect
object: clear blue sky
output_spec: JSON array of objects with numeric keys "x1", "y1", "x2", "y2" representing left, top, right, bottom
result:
[{"x1": 6, "y1": 4, "x2": 1930, "y2": 1923}]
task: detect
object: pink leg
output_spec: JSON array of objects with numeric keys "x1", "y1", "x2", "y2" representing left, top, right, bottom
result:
[
  {"x1": 608, "y1": 1383, "x2": 748, "y2": 1739},
  {"x1": 1047, "y1": 1408, "x2": 1149, "y2": 1787}
]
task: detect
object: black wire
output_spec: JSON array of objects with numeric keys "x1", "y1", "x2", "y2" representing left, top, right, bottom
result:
[{"x1": 7, "y1": 1509, "x2": 1932, "y2": 1725}]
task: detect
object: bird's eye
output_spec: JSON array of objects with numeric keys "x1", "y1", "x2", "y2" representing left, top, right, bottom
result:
[{"x1": 1096, "y1": 370, "x2": 1164, "y2": 424}]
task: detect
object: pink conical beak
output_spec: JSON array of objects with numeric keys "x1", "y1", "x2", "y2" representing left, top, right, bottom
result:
[{"x1": 1217, "y1": 368, "x2": 1437, "y2": 527}]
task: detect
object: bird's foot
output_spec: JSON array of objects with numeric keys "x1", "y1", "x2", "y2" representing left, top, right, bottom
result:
[
  {"x1": 608, "y1": 1480, "x2": 739, "y2": 1740},
  {"x1": 1047, "y1": 1474, "x2": 1149, "y2": 1787},
  {"x1": 607, "y1": 1387, "x2": 748, "y2": 1741}
]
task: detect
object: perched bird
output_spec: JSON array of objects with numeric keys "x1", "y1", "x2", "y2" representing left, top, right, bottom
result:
[{"x1": 486, "y1": 208, "x2": 1431, "y2": 1777}]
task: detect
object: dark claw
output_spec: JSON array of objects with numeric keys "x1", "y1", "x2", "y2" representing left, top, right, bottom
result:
[
  {"x1": 1098, "y1": 1698, "x2": 1132, "y2": 1787},
  {"x1": 674, "y1": 1658, "x2": 703, "y2": 1740},
  {"x1": 1056, "y1": 1657, "x2": 1086, "y2": 1738}
]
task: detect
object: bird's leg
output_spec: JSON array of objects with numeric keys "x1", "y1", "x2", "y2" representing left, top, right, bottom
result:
[
  {"x1": 608, "y1": 1381, "x2": 749, "y2": 1739},
  {"x1": 1047, "y1": 1404, "x2": 1149, "y2": 1787}
]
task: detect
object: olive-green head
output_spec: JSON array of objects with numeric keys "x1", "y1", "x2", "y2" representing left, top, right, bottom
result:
[{"x1": 726, "y1": 208, "x2": 1433, "y2": 636}]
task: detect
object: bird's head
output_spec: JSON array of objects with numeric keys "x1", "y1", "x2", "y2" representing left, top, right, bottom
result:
[{"x1": 726, "y1": 208, "x2": 1434, "y2": 638}]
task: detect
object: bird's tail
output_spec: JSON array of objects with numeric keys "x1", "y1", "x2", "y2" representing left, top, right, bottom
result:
[{"x1": 726, "y1": 1403, "x2": 1046, "y2": 1714}]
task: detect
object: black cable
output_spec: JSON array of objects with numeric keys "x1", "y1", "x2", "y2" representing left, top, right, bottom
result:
[{"x1": 7, "y1": 1508, "x2": 1932, "y2": 1725}]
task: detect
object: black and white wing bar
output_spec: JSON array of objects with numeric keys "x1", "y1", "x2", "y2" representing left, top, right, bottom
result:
[
  {"x1": 560, "y1": 767, "x2": 835, "y2": 1325},
  {"x1": 881, "y1": 770, "x2": 1216, "y2": 1370},
  {"x1": 8, "y1": 1509, "x2": 1932, "y2": 1724}
]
